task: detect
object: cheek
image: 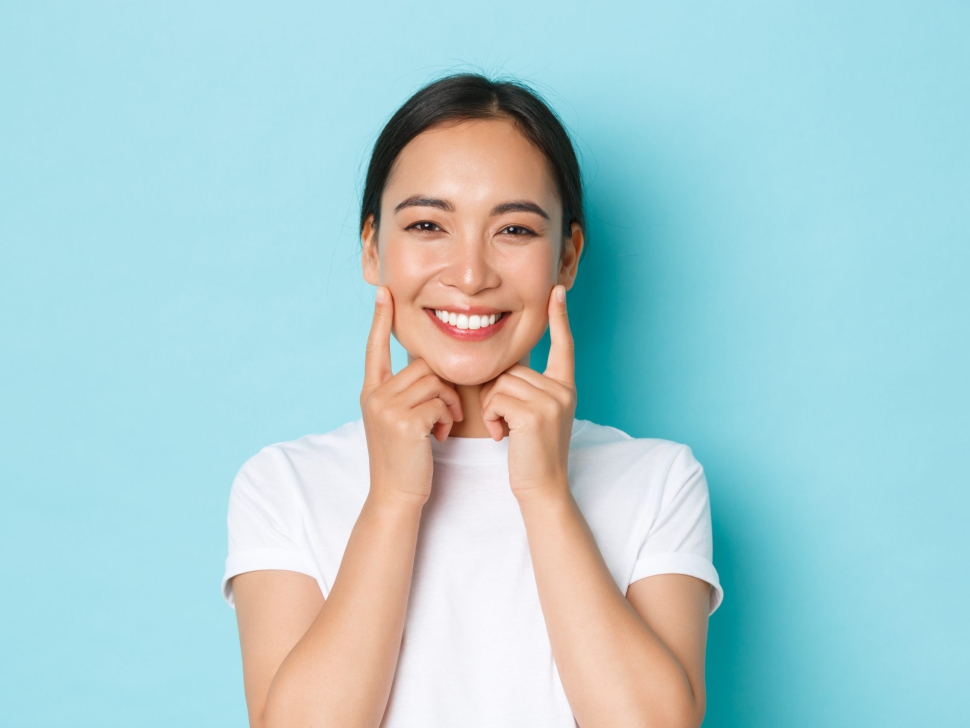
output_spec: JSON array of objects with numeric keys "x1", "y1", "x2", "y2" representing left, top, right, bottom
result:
[
  {"x1": 510, "y1": 245, "x2": 558, "y2": 302},
  {"x1": 504, "y1": 247, "x2": 557, "y2": 343},
  {"x1": 379, "y1": 238, "x2": 431, "y2": 292},
  {"x1": 377, "y1": 239, "x2": 436, "y2": 350}
]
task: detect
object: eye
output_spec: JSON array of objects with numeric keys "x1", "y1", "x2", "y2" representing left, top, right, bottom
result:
[
  {"x1": 406, "y1": 221, "x2": 443, "y2": 233},
  {"x1": 499, "y1": 225, "x2": 536, "y2": 236}
]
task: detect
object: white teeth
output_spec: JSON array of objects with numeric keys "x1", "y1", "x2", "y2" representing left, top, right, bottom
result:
[{"x1": 434, "y1": 310, "x2": 503, "y2": 330}]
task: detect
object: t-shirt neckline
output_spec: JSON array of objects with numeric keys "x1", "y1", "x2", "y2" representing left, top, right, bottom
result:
[{"x1": 429, "y1": 419, "x2": 588, "y2": 464}]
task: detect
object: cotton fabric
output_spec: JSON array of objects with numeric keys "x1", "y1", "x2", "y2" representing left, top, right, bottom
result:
[{"x1": 222, "y1": 418, "x2": 722, "y2": 726}]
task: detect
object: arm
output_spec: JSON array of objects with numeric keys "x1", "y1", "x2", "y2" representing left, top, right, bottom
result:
[
  {"x1": 233, "y1": 492, "x2": 425, "y2": 728},
  {"x1": 518, "y1": 490, "x2": 710, "y2": 728},
  {"x1": 231, "y1": 287, "x2": 462, "y2": 728},
  {"x1": 481, "y1": 286, "x2": 711, "y2": 727}
]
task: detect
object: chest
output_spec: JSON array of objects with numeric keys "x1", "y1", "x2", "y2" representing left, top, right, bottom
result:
[{"x1": 385, "y1": 461, "x2": 576, "y2": 726}]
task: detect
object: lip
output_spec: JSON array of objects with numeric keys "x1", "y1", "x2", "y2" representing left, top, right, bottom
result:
[
  {"x1": 426, "y1": 304, "x2": 505, "y2": 316},
  {"x1": 425, "y1": 307, "x2": 511, "y2": 341}
]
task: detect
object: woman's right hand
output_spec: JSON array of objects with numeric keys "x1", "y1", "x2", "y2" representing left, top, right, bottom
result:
[{"x1": 360, "y1": 286, "x2": 463, "y2": 506}]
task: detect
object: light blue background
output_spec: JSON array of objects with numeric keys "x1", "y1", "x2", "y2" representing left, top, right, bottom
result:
[{"x1": 1, "y1": 2, "x2": 967, "y2": 726}]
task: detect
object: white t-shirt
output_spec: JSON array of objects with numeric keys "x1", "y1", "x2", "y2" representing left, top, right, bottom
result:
[{"x1": 222, "y1": 418, "x2": 722, "y2": 727}]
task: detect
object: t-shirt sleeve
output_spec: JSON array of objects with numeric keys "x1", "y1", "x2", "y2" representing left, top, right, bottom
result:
[
  {"x1": 629, "y1": 444, "x2": 724, "y2": 614},
  {"x1": 221, "y1": 446, "x2": 321, "y2": 609}
]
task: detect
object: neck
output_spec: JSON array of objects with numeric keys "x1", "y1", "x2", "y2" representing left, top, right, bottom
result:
[
  {"x1": 448, "y1": 383, "x2": 510, "y2": 438},
  {"x1": 405, "y1": 352, "x2": 531, "y2": 439}
]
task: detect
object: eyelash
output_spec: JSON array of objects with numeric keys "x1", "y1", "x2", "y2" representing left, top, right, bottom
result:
[
  {"x1": 405, "y1": 222, "x2": 536, "y2": 237},
  {"x1": 499, "y1": 225, "x2": 536, "y2": 237},
  {"x1": 407, "y1": 221, "x2": 442, "y2": 233}
]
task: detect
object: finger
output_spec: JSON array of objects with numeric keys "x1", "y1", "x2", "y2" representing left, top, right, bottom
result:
[
  {"x1": 479, "y1": 377, "x2": 496, "y2": 412},
  {"x1": 478, "y1": 380, "x2": 501, "y2": 439},
  {"x1": 397, "y1": 374, "x2": 463, "y2": 423},
  {"x1": 384, "y1": 361, "x2": 461, "y2": 422},
  {"x1": 479, "y1": 379, "x2": 495, "y2": 408},
  {"x1": 502, "y1": 364, "x2": 574, "y2": 412},
  {"x1": 503, "y1": 364, "x2": 564, "y2": 393},
  {"x1": 480, "y1": 372, "x2": 544, "y2": 414},
  {"x1": 478, "y1": 379, "x2": 501, "y2": 440},
  {"x1": 413, "y1": 398, "x2": 454, "y2": 436},
  {"x1": 432, "y1": 419, "x2": 454, "y2": 442},
  {"x1": 363, "y1": 286, "x2": 394, "y2": 392},
  {"x1": 482, "y1": 392, "x2": 526, "y2": 441},
  {"x1": 543, "y1": 284, "x2": 575, "y2": 385},
  {"x1": 477, "y1": 370, "x2": 512, "y2": 407},
  {"x1": 382, "y1": 358, "x2": 433, "y2": 395},
  {"x1": 483, "y1": 417, "x2": 505, "y2": 442}
]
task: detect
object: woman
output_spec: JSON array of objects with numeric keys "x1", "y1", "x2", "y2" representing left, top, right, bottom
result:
[{"x1": 222, "y1": 73, "x2": 723, "y2": 728}]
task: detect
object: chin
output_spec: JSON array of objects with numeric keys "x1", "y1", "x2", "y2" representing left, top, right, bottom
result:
[{"x1": 423, "y1": 356, "x2": 508, "y2": 387}]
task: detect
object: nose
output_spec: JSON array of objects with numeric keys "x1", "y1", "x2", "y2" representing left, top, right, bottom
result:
[{"x1": 439, "y1": 235, "x2": 501, "y2": 295}]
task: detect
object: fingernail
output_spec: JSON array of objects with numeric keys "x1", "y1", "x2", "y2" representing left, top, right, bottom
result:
[
  {"x1": 375, "y1": 286, "x2": 386, "y2": 303},
  {"x1": 555, "y1": 285, "x2": 565, "y2": 303}
]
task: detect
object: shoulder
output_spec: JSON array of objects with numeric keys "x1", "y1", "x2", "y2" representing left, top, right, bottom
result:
[
  {"x1": 568, "y1": 419, "x2": 706, "y2": 507},
  {"x1": 232, "y1": 419, "x2": 367, "y2": 496},
  {"x1": 570, "y1": 419, "x2": 696, "y2": 473}
]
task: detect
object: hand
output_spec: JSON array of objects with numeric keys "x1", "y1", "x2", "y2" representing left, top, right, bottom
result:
[
  {"x1": 360, "y1": 287, "x2": 464, "y2": 506},
  {"x1": 480, "y1": 284, "x2": 577, "y2": 501}
]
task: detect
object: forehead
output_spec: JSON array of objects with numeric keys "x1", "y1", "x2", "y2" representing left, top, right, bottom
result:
[{"x1": 382, "y1": 118, "x2": 560, "y2": 210}]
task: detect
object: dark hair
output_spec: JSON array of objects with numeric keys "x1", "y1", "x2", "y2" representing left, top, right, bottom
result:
[{"x1": 360, "y1": 73, "x2": 584, "y2": 249}]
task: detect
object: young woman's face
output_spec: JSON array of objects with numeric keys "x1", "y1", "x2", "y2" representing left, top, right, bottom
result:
[{"x1": 362, "y1": 118, "x2": 583, "y2": 386}]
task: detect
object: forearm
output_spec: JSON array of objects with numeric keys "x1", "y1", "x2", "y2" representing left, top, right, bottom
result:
[
  {"x1": 262, "y1": 491, "x2": 423, "y2": 728},
  {"x1": 518, "y1": 488, "x2": 700, "y2": 728}
]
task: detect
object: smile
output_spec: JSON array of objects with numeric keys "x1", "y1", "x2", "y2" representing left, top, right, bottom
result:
[{"x1": 425, "y1": 308, "x2": 510, "y2": 341}]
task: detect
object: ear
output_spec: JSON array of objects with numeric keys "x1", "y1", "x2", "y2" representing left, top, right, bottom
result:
[
  {"x1": 556, "y1": 222, "x2": 585, "y2": 290},
  {"x1": 361, "y1": 215, "x2": 380, "y2": 286}
]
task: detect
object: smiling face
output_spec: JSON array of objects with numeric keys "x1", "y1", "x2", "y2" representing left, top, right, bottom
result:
[{"x1": 361, "y1": 118, "x2": 583, "y2": 386}]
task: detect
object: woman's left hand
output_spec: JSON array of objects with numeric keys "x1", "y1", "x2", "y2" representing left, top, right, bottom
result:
[{"x1": 480, "y1": 284, "x2": 577, "y2": 502}]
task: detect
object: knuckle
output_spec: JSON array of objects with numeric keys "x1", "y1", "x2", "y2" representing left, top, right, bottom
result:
[
  {"x1": 370, "y1": 397, "x2": 391, "y2": 416},
  {"x1": 414, "y1": 376, "x2": 438, "y2": 397},
  {"x1": 377, "y1": 408, "x2": 395, "y2": 427}
]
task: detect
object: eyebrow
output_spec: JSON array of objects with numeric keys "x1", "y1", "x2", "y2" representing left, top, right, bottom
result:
[
  {"x1": 490, "y1": 200, "x2": 550, "y2": 220},
  {"x1": 394, "y1": 195, "x2": 454, "y2": 213},
  {"x1": 393, "y1": 195, "x2": 550, "y2": 220}
]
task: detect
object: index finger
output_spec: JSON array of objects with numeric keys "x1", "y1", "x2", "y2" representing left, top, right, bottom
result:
[
  {"x1": 543, "y1": 284, "x2": 575, "y2": 385},
  {"x1": 363, "y1": 286, "x2": 393, "y2": 392}
]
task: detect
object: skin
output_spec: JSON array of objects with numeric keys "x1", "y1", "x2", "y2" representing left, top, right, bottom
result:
[{"x1": 232, "y1": 118, "x2": 712, "y2": 728}]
